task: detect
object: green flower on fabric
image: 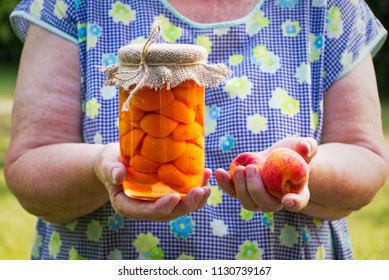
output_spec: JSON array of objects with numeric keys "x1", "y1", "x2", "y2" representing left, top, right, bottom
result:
[
  {"x1": 65, "y1": 220, "x2": 77, "y2": 231},
  {"x1": 340, "y1": 51, "x2": 353, "y2": 71},
  {"x1": 30, "y1": 0, "x2": 44, "y2": 18},
  {"x1": 107, "y1": 249, "x2": 123, "y2": 260},
  {"x1": 54, "y1": 0, "x2": 68, "y2": 19},
  {"x1": 229, "y1": 54, "x2": 244, "y2": 66},
  {"x1": 85, "y1": 98, "x2": 101, "y2": 119},
  {"x1": 195, "y1": 35, "x2": 213, "y2": 54},
  {"x1": 155, "y1": 16, "x2": 182, "y2": 43},
  {"x1": 301, "y1": 226, "x2": 312, "y2": 243},
  {"x1": 49, "y1": 231, "x2": 62, "y2": 258},
  {"x1": 313, "y1": 217, "x2": 323, "y2": 228},
  {"x1": 261, "y1": 212, "x2": 274, "y2": 230},
  {"x1": 170, "y1": 215, "x2": 195, "y2": 239},
  {"x1": 269, "y1": 88, "x2": 300, "y2": 117},
  {"x1": 77, "y1": 22, "x2": 87, "y2": 42},
  {"x1": 282, "y1": 20, "x2": 301, "y2": 37},
  {"x1": 251, "y1": 45, "x2": 281, "y2": 73},
  {"x1": 69, "y1": 247, "x2": 87, "y2": 260},
  {"x1": 240, "y1": 208, "x2": 254, "y2": 221},
  {"x1": 31, "y1": 233, "x2": 43, "y2": 258},
  {"x1": 315, "y1": 245, "x2": 326, "y2": 260},
  {"x1": 224, "y1": 76, "x2": 253, "y2": 100},
  {"x1": 326, "y1": 6, "x2": 344, "y2": 39},
  {"x1": 245, "y1": 11, "x2": 269, "y2": 36},
  {"x1": 295, "y1": 62, "x2": 311, "y2": 84},
  {"x1": 150, "y1": 246, "x2": 164, "y2": 260},
  {"x1": 247, "y1": 113, "x2": 268, "y2": 134},
  {"x1": 109, "y1": 1, "x2": 136, "y2": 25},
  {"x1": 207, "y1": 185, "x2": 223, "y2": 207},
  {"x1": 355, "y1": 18, "x2": 366, "y2": 35},
  {"x1": 279, "y1": 224, "x2": 299, "y2": 248},
  {"x1": 177, "y1": 253, "x2": 195, "y2": 260},
  {"x1": 236, "y1": 240, "x2": 263, "y2": 260},
  {"x1": 311, "y1": 110, "x2": 319, "y2": 131},
  {"x1": 86, "y1": 219, "x2": 103, "y2": 242},
  {"x1": 133, "y1": 232, "x2": 159, "y2": 252},
  {"x1": 210, "y1": 219, "x2": 229, "y2": 237}
]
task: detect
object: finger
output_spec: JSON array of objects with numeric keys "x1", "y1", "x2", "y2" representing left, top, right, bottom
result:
[
  {"x1": 281, "y1": 184, "x2": 310, "y2": 212},
  {"x1": 233, "y1": 166, "x2": 259, "y2": 211},
  {"x1": 202, "y1": 168, "x2": 212, "y2": 186},
  {"x1": 245, "y1": 165, "x2": 282, "y2": 212},
  {"x1": 214, "y1": 168, "x2": 236, "y2": 197}
]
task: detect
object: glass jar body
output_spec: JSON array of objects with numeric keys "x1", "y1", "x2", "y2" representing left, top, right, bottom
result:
[{"x1": 119, "y1": 81, "x2": 205, "y2": 200}]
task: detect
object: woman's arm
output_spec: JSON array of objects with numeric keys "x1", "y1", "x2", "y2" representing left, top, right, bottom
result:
[
  {"x1": 215, "y1": 54, "x2": 389, "y2": 220},
  {"x1": 304, "y1": 54, "x2": 389, "y2": 219},
  {"x1": 5, "y1": 24, "x2": 211, "y2": 225}
]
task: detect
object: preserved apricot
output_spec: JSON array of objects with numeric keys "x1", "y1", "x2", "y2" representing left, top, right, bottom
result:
[
  {"x1": 172, "y1": 122, "x2": 203, "y2": 141},
  {"x1": 132, "y1": 87, "x2": 174, "y2": 111},
  {"x1": 159, "y1": 99, "x2": 196, "y2": 124},
  {"x1": 140, "y1": 113, "x2": 178, "y2": 138},
  {"x1": 140, "y1": 135, "x2": 186, "y2": 163},
  {"x1": 173, "y1": 143, "x2": 204, "y2": 174}
]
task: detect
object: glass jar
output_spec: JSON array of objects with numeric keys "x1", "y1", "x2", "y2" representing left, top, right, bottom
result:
[{"x1": 119, "y1": 81, "x2": 205, "y2": 200}]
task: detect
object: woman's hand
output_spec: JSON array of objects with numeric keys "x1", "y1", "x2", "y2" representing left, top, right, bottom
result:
[
  {"x1": 214, "y1": 137, "x2": 317, "y2": 213},
  {"x1": 94, "y1": 143, "x2": 211, "y2": 222}
]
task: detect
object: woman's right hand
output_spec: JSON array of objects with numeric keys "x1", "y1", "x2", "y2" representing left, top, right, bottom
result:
[{"x1": 94, "y1": 143, "x2": 211, "y2": 222}]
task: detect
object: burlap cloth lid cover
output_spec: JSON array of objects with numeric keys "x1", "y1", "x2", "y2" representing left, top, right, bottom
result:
[{"x1": 102, "y1": 23, "x2": 231, "y2": 111}]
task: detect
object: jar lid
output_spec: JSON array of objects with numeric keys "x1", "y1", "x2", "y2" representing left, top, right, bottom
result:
[{"x1": 102, "y1": 22, "x2": 231, "y2": 110}]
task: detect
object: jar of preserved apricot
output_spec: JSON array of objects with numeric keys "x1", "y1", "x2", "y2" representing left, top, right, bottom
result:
[{"x1": 103, "y1": 25, "x2": 230, "y2": 200}]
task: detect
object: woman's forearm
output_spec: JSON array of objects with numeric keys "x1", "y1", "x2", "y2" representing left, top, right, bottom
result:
[
  {"x1": 302, "y1": 142, "x2": 388, "y2": 220},
  {"x1": 5, "y1": 143, "x2": 109, "y2": 224}
]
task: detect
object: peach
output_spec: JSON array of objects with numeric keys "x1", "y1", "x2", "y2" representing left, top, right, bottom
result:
[
  {"x1": 173, "y1": 143, "x2": 204, "y2": 174},
  {"x1": 159, "y1": 99, "x2": 196, "y2": 124},
  {"x1": 120, "y1": 128, "x2": 146, "y2": 157},
  {"x1": 140, "y1": 135, "x2": 186, "y2": 163},
  {"x1": 229, "y1": 152, "x2": 265, "y2": 182},
  {"x1": 172, "y1": 122, "x2": 203, "y2": 141},
  {"x1": 158, "y1": 163, "x2": 203, "y2": 193},
  {"x1": 131, "y1": 87, "x2": 174, "y2": 111},
  {"x1": 130, "y1": 155, "x2": 161, "y2": 173},
  {"x1": 140, "y1": 113, "x2": 178, "y2": 138},
  {"x1": 260, "y1": 148, "x2": 308, "y2": 199}
]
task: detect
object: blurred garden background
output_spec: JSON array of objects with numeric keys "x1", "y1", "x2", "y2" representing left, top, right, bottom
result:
[{"x1": 1, "y1": 1, "x2": 389, "y2": 260}]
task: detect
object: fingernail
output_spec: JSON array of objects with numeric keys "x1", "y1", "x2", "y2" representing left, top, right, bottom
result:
[{"x1": 283, "y1": 199, "x2": 295, "y2": 209}]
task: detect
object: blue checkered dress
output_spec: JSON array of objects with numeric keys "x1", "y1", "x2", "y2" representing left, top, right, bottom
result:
[{"x1": 10, "y1": 0, "x2": 386, "y2": 260}]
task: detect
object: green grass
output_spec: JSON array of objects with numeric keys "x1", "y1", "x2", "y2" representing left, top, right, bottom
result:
[{"x1": 0, "y1": 65, "x2": 389, "y2": 259}]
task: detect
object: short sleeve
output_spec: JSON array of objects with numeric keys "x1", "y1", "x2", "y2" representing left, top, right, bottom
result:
[
  {"x1": 323, "y1": 0, "x2": 387, "y2": 91},
  {"x1": 10, "y1": 0, "x2": 78, "y2": 44}
]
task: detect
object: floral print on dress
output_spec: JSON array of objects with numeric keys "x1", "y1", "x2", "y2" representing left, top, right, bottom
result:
[
  {"x1": 236, "y1": 240, "x2": 263, "y2": 260},
  {"x1": 269, "y1": 88, "x2": 300, "y2": 117},
  {"x1": 229, "y1": 54, "x2": 244, "y2": 66},
  {"x1": 54, "y1": 0, "x2": 68, "y2": 19},
  {"x1": 155, "y1": 15, "x2": 182, "y2": 43},
  {"x1": 279, "y1": 224, "x2": 299, "y2": 248},
  {"x1": 49, "y1": 231, "x2": 62, "y2": 258},
  {"x1": 277, "y1": 0, "x2": 299, "y2": 9},
  {"x1": 282, "y1": 20, "x2": 301, "y2": 37},
  {"x1": 195, "y1": 35, "x2": 213, "y2": 54},
  {"x1": 245, "y1": 10, "x2": 270, "y2": 36},
  {"x1": 170, "y1": 215, "x2": 195, "y2": 239},
  {"x1": 240, "y1": 208, "x2": 254, "y2": 221},
  {"x1": 108, "y1": 213, "x2": 124, "y2": 231},
  {"x1": 69, "y1": 247, "x2": 87, "y2": 260},
  {"x1": 207, "y1": 185, "x2": 223, "y2": 207},
  {"x1": 247, "y1": 113, "x2": 268, "y2": 134},
  {"x1": 31, "y1": 232, "x2": 43, "y2": 259},
  {"x1": 224, "y1": 76, "x2": 253, "y2": 99},
  {"x1": 210, "y1": 219, "x2": 229, "y2": 237},
  {"x1": 205, "y1": 105, "x2": 220, "y2": 136},
  {"x1": 219, "y1": 134, "x2": 235, "y2": 151},
  {"x1": 86, "y1": 219, "x2": 103, "y2": 242},
  {"x1": 85, "y1": 98, "x2": 101, "y2": 119},
  {"x1": 251, "y1": 45, "x2": 281, "y2": 73},
  {"x1": 326, "y1": 6, "x2": 344, "y2": 39},
  {"x1": 109, "y1": 1, "x2": 136, "y2": 25},
  {"x1": 30, "y1": 0, "x2": 43, "y2": 18}
]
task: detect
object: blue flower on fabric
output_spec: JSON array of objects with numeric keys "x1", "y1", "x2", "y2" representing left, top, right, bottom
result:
[
  {"x1": 75, "y1": 0, "x2": 82, "y2": 10},
  {"x1": 277, "y1": 0, "x2": 299, "y2": 9},
  {"x1": 313, "y1": 35, "x2": 324, "y2": 49},
  {"x1": 261, "y1": 212, "x2": 274, "y2": 228},
  {"x1": 301, "y1": 226, "x2": 312, "y2": 243},
  {"x1": 219, "y1": 134, "x2": 235, "y2": 151},
  {"x1": 208, "y1": 106, "x2": 220, "y2": 120},
  {"x1": 77, "y1": 23, "x2": 87, "y2": 42},
  {"x1": 102, "y1": 53, "x2": 118, "y2": 66},
  {"x1": 170, "y1": 215, "x2": 195, "y2": 239},
  {"x1": 281, "y1": 20, "x2": 301, "y2": 37},
  {"x1": 89, "y1": 23, "x2": 102, "y2": 37},
  {"x1": 108, "y1": 213, "x2": 124, "y2": 231}
]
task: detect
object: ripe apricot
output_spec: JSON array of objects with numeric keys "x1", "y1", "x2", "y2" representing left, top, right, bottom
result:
[
  {"x1": 173, "y1": 143, "x2": 204, "y2": 174},
  {"x1": 172, "y1": 84, "x2": 204, "y2": 107},
  {"x1": 132, "y1": 87, "x2": 174, "y2": 111},
  {"x1": 159, "y1": 99, "x2": 196, "y2": 124},
  {"x1": 140, "y1": 113, "x2": 178, "y2": 138},
  {"x1": 157, "y1": 163, "x2": 203, "y2": 193},
  {"x1": 120, "y1": 128, "x2": 146, "y2": 157},
  {"x1": 140, "y1": 135, "x2": 186, "y2": 163},
  {"x1": 172, "y1": 122, "x2": 203, "y2": 141},
  {"x1": 130, "y1": 155, "x2": 161, "y2": 173}
]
